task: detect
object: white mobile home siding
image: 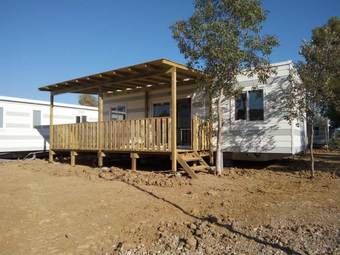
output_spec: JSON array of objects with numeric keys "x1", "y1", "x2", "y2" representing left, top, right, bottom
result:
[
  {"x1": 0, "y1": 96, "x2": 98, "y2": 153},
  {"x1": 220, "y1": 61, "x2": 307, "y2": 159},
  {"x1": 104, "y1": 83, "x2": 208, "y2": 121}
]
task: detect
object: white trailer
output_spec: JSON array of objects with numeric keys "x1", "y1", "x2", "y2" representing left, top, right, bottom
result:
[
  {"x1": 0, "y1": 96, "x2": 97, "y2": 155},
  {"x1": 221, "y1": 61, "x2": 307, "y2": 161},
  {"x1": 102, "y1": 60, "x2": 307, "y2": 161}
]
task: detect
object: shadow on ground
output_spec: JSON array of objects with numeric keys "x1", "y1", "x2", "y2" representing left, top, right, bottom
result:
[{"x1": 105, "y1": 176, "x2": 302, "y2": 255}]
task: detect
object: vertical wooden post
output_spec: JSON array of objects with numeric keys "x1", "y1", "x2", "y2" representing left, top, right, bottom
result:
[
  {"x1": 171, "y1": 67, "x2": 177, "y2": 173},
  {"x1": 98, "y1": 89, "x2": 104, "y2": 167},
  {"x1": 130, "y1": 153, "x2": 139, "y2": 172},
  {"x1": 49, "y1": 93, "x2": 55, "y2": 163},
  {"x1": 70, "y1": 151, "x2": 77, "y2": 167},
  {"x1": 192, "y1": 115, "x2": 197, "y2": 151}
]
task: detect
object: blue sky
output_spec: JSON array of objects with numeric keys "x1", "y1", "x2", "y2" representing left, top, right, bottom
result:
[{"x1": 0, "y1": 0, "x2": 339, "y2": 104}]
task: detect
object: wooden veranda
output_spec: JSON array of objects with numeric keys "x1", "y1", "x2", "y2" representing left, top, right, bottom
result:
[{"x1": 39, "y1": 59, "x2": 211, "y2": 177}]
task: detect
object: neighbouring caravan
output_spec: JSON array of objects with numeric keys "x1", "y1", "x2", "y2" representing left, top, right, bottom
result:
[
  {"x1": 0, "y1": 96, "x2": 97, "y2": 154},
  {"x1": 103, "y1": 60, "x2": 307, "y2": 161},
  {"x1": 310, "y1": 117, "x2": 330, "y2": 147}
]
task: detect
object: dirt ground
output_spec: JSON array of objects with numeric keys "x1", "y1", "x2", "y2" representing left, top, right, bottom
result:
[{"x1": 0, "y1": 152, "x2": 339, "y2": 255}]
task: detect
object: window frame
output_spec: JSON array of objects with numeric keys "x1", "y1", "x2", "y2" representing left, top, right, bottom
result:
[
  {"x1": 235, "y1": 92, "x2": 247, "y2": 120},
  {"x1": 234, "y1": 89, "x2": 265, "y2": 122},
  {"x1": 152, "y1": 102, "x2": 170, "y2": 117},
  {"x1": 0, "y1": 107, "x2": 3, "y2": 128},
  {"x1": 76, "y1": 115, "x2": 89, "y2": 123},
  {"x1": 110, "y1": 104, "x2": 127, "y2": 120},
  {"x1": 248, "y1": 89, "x2": 264, "y2": 121},
  {"x1": 32, "y1": 109, "x2": 42, "y2": 128}
]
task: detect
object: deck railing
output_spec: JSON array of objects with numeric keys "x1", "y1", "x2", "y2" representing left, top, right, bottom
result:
[
  {"x1": 102, "y1": 117, "x2": 171, "y2": 152},
  {"x1": 51, "y1": 116, "x2": 210, "y2": 152},
  {"x1": 192, "y1": 116, "x2": 210, "y2": 151},
  {"x1": 51, "y1": 117, "x2": 171, "y2": 152}
]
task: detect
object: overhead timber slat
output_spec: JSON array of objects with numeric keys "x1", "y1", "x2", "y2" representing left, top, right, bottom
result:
[{"x1": 39, "y1": 58, "x2": 200, "y2": 95}]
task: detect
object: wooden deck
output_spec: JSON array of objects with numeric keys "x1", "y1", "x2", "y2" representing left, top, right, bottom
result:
[
  {"x1": 41, "y1": 59, "x2": 210, "y2": 173},
  {"x1": 51, "y1": 116, "x2": 210, "y2": 153}
]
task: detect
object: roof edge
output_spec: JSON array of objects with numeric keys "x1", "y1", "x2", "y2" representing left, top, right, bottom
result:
[{"x1": 0, "y1": 96, "x2": 98, "y2": 110}]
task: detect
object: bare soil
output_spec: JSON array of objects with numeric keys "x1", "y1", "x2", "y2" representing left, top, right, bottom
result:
[{"x1": 0, "y1": 152, "x2": 339, "y2": 255}]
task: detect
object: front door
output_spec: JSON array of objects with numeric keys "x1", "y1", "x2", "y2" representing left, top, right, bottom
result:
[
  {"x1": 177, "y1": 98, "x2": 191, "y2": 147},
  {"x1": 152, "y1": 98, "x2": 192, "y2": 148}
]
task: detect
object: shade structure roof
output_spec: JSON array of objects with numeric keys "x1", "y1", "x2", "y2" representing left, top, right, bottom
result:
[{"x1": 39, "y1": 59, "x2": 199, "y2": 95}]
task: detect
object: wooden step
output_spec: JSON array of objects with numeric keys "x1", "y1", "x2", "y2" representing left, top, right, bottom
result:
[
  {"x1": 181, "y1": 156, "x2": 202, "y2": 162},
  {"x1": 191, "y1": 165, "x2": 208, "y2": 171},
  {"x1": 177, "y1": 154, "x2": 198, "y2": 179},
  {"x1": 176, "y1": 151, "x2": 210, "y2": 178}
]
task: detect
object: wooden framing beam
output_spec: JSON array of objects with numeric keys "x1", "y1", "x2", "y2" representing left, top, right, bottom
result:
[
  {"x1": 52, "y1": 69, "x2": 170, "y2": 95},
  {"x1": 98, "y1": 88, "x2": 104, "y2": 167},
  {"x1": 49, "y1": 93, "x2": 54, "y2": 163},
  {"x1": 171, "y1": 67, "x2": 177, "y2": 173}
]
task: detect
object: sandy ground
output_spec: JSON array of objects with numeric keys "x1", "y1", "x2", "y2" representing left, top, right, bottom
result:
[{"x1": 0, "y1": 152, "x2": 339, "y2": 254}]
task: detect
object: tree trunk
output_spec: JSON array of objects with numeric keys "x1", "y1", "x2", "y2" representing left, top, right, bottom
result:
[
  {"x1": 208, "y1": 91, "x2": 214, "y2": 165},
  {"x1": 215, "y1": 88, "x2": 224, "y2": 175},
  {"x1": 310, "y1": 122, "x2": 315, "y2": 178}
]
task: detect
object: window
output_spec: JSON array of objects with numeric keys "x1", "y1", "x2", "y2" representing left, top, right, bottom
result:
[
  {"x1": 76, "y1": 115, "x2": 88, "y2": 123},
  {"x1": 33, "y1": 110, "x2": 41, "y2": 127},
  {"x1": 314, "y1": 127, "x2": 320, "y2": 136},
  {"x1": 248, "y1": 90, "x2": 264, "y2": 121},
  {"x1": 234, "y1": 89, "x2": 264, "y2": 121},
  {"x1": 111, "y1": 105, "x2": 126, "y2": 120},
  {"x1": 235, "y1": 93, "x2": 247, "y2": 120},
  {"x1": 0, "y1": 107, "x2": 3, "y2": 128},
  {"x1": 153, "y1": 102, "x2": 170, "y2": 117}
]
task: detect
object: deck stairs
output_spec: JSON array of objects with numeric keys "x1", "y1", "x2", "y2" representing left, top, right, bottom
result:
[{"x1": 177, "y1": 151, "x2": 210, "y2": 178}]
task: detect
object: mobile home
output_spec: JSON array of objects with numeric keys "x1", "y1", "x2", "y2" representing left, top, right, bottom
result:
[
  {"x1": 38, "y1": 59, "x2": 307, "y2": 176},
  {"x1": 103, "y1": 60, "x2": 307, "y2": 161},
  {"x1": 0, "y1": 96, "x2": 97, "y2": 154},
  {"x1": 222, "y1": 61, "x2": 308, "y2": 161}
]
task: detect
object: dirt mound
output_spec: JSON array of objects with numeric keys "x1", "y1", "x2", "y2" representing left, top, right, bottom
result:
[
  {"x1": 111, "y1": 219, "x2": 340, "y2": 255},
  {"x1": 98, "y1": 167, "x2": 192, "y2": 187}
]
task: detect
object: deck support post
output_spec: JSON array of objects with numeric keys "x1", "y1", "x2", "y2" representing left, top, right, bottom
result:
[
  {"x1": 98, "y1": 88, "x2": 104, "y2": 167},
  {"x1": 70, "y1": 151, "x2": 78, "y2": 167},
  {"x1": 130, "y1": 153, "x2": 139, "y2": 172},
  {"x1": 98, "y1": 151, "x2": 105, "y2": 167},
  {"x1": 49, "y1": 93, "x2": 55, "y2": 163},
  {"x1": 171, "y1": 67, "x2": 177, "y2": 173}
]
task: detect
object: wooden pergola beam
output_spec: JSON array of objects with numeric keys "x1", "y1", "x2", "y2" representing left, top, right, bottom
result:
[
  {"x1": 51, "y1": 69, "x2": 171, "y2": 95},
  {"x1": 97, "y1": 88, "x2": 104, "y2": 167},
  {"x1": 49, "y1": 92, "x2": 55, "y2": 163},
  {"x1": 171, "y1": 67, "x2": 177, "y2": 173}
]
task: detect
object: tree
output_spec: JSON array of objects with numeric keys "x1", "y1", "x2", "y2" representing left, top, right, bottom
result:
[
  {"x1": 283, "y1": 17, "x2": 340, "y2": 178},
  {"x1": 171, "y1": 0, "x2": 278, "y2": 175},
  {"x1": 313, "y1": 17, "x2": 340, "y2": 129},
  {"x1": 327, "y1": 78, "x2": 340, "y2": 128},
  {"x1": 79, "y1": 94, "x2": 98, "y2": 107}
]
